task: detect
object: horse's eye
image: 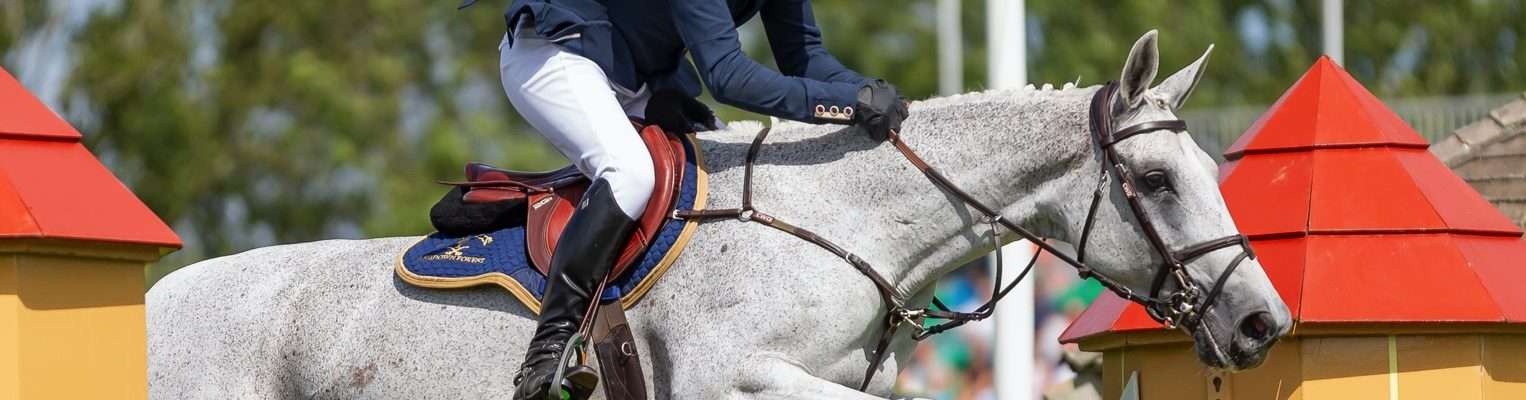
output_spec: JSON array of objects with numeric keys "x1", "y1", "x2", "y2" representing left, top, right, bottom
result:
[{"x1": 1143, "y1": 170, "x2": 1172, "y2": 192}]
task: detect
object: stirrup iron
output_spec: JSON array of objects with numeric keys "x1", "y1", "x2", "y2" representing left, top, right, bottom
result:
[{"x1": 548, "y1": 332, "x2": 599, "y2": 400}]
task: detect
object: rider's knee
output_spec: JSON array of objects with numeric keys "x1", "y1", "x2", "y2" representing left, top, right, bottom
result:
[
  {"x1": 619, "y1": 158, "x2": 656, "y2": 198},
  {"x1": 601, "y1": 155, "x2": 655, "y2": 217}
]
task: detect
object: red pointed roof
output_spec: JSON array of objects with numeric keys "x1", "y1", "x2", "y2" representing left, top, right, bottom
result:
[
  {"x1": 0, "y1": 66, "x2": 181, "y2": 249},
  {"x1": 1062, "y1": 57, "x2": 1526, "y2": 344},
  {"x1": 1222, "y1": 57, "x2": 1431, "y2": 159}
]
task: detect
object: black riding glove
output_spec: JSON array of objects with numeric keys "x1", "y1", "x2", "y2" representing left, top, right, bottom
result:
[
  {"x1": 853, "y1": 79, "x2": 909, "y2": 141},
  {"x1": 645, "y1": 91, "x2": 720, "y2": 134}
]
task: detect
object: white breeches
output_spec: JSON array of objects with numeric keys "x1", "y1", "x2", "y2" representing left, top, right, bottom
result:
[{"x1": 499, "y1": 31, "x2": 654, "y2": 220}]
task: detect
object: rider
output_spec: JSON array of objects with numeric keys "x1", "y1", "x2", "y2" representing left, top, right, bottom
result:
[{"x1": 469, "y1": 0, "x2": 910, "y2": 397}]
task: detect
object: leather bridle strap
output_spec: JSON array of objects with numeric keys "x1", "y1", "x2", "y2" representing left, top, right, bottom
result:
[{"x1": 1108, "y1": 120, "x2": 1186, "y2": 147}]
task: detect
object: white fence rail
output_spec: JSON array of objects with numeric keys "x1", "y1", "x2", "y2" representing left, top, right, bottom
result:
[{"x1": 1180, "y1": 93, "x2": 1519, "y2": 161}]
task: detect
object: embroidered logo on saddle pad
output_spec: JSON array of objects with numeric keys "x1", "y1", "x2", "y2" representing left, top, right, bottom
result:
[{"x1": 396, "y1": 133, "x2": 708, "y2": 313}]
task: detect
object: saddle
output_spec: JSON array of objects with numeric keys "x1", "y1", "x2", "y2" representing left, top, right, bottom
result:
[{"x1": 444, "y1": 123, "x2": 685, "y2": 281}]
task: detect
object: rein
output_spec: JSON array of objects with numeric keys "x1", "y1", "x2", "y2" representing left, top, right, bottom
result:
[{"x1": 672, "y1": 81, "x2": 1254, "y2": 392}]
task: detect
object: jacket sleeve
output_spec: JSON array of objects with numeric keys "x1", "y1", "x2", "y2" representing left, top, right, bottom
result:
[
  {"x1": 670, "y1": 0, "x2": 861, "y2": 124},
  {"x1": 761, "y1": 0, "x2": 869, "y2": 85}
]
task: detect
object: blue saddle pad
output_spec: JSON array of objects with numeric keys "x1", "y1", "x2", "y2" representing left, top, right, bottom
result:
[{"x1": 396, "y1": 134, "x2": 705, "y2": 312}]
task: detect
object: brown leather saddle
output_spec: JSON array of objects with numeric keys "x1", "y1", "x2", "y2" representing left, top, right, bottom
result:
[{"x1": 450, "y1": 124, "x2": 685, "y2": 281}]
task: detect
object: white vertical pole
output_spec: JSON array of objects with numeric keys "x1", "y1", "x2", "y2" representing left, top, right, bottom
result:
[
  {"x1": 992, "y1": 243, "x2": 1035, "y2": 399},
  {"x1": 937, "y1": 0, "x2": 963, "y2": 96},
  {"x1": 987, "y1": 0, "x2": 1027, "y2": 89},
  {"x1": 988, "y1": 1, "x2": 1031, "y2": 398},
  {"x1": 1322, "y1": 0, "x2": 1343, "y2": 65}
]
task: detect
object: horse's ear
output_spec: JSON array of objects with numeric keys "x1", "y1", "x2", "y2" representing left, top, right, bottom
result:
[
  {"x1": 1155, "y1": 44, "x2": 1213, "y2": 111},
  {"x1": 1118, "y1": 30, "x2": 1160, "y2": 109}
]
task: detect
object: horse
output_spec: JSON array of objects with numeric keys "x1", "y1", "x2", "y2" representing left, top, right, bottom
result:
[{"x1": 147, "y1": 31, "x2": 1291, "y2": 399}]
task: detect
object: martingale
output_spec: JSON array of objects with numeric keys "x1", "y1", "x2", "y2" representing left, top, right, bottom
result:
[{"x1": 672, "y1": 81, "x2": 1254, "y2": 391}]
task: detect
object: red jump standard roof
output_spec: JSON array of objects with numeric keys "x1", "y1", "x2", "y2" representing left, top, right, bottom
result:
[
  {"x1": 1063, "y1": 57, "x2": 1526, "y2": 343},
  {"x1": 0, "y1": 67, "x2": 181, "y2": 249}
]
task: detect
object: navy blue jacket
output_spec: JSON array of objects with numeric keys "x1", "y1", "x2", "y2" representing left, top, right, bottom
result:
[{"x1": 484, "y1": 0, "x2": 869, "y2": 124}]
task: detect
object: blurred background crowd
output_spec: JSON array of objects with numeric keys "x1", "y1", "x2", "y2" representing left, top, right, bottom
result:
[
  {"x1": 3, "y1": 1, "x2": 1523, "y2": 398},
  {"x1": 896, "y1": 250, "x2": 1104, "y2": 399}
]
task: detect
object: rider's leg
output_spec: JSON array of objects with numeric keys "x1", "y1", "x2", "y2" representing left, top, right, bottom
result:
[
  {"x1": 500, "y1": 32, "x2": 655, "y2": 219},
  {"x1": 498, "y1": 30, "x2": 655, "y2": 399}
]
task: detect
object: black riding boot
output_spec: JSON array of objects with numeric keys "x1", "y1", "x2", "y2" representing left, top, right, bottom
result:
[{"x1": 513, "y1": 179, "x2": 637, "y2": 400}]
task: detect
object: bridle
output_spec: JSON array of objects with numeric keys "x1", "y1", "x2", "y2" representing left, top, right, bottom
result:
[
  {"x1": 1075, "y1": 81, "x2": 1255, "y2": 330},
  {"x1": 672, "y1": 81, "x2": 1254, "y2": 391}
]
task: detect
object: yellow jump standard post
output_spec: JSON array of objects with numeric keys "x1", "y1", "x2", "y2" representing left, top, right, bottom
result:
[{"x1": 0, "y1": 67, "x2": 181, "y2": 399}]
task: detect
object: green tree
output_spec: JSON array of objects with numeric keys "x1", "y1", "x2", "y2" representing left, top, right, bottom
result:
[
  {"x1": 2, "y1": 0, "x2": 1520, "y2": 285},
  {"x1": 0, "y1": 2, "x2": 28, "y2": 51},
  {"x1": 59, "y1": 1, "x2": 562, "y2": 282},
  {"x1": 1026, "y1": 0, "x2": 1525, "y2": 105},
  {"x1": 1340, "y1": 0, "x2": 1524, "y2": 96}
]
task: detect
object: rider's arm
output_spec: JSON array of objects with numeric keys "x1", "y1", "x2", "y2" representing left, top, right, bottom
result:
[
  {"x1": 761, "y1": 0, "x2": 869, "y2": 85},
  {"x1": 671, "y1": 0, "x2": 861, "y2": 124}
]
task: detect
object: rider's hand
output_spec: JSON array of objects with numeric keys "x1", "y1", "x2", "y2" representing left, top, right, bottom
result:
[
  {"x1": 853, "y1": 79, "x2": 909, "y2": 141},
  {"x1": 645, "y1": 91, "x2": 720, "y2": 133}
]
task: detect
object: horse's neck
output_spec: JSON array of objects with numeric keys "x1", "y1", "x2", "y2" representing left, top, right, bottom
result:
[
  {"x1": 883, "y1": 87, "x2": 1097, "y2": 296},
  {"x1": 703, "y1": 85, "x2": 1097, "y2": 299}
]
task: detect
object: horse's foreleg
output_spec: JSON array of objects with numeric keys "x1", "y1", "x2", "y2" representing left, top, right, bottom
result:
[{"x1": 722, "y1": 352, "x2": 895, "y2": 400}]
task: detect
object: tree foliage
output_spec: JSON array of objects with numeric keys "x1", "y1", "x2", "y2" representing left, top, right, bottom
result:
[
  {"x1": 0, "y1": 1, "x2": 1520, "y2": 281},
  {"x1": 57, "y1": 1, "x2": 561, "y2": 279},
  {"x1": 1026, "y1": 0, "x2": 1524, "y2": 106},
  {"x1": 1, "y1": 2, "x2": 26, "y2": 51}
]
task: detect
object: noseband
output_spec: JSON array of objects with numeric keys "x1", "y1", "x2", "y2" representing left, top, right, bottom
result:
[{"x1": 672, "y1": 81, "x2": 1255, "y2": 391}]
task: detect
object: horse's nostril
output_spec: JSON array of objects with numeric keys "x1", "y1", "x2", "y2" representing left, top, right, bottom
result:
[{"x1": 1239, "y1": 311, "x2": 1275, "y2": 341}]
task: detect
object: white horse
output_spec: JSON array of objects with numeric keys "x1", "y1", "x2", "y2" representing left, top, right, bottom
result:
[{"x1": 149, "y1": 31, "x2": 1290, "y2": 399}]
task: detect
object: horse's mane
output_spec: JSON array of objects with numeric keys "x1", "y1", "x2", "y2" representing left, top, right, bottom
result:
[
  {"x1": 711, "y1": 81, "x2": 1095, "y2": 142},
  {"x1": 912, "y1": 81, "x2": 1088, "y2": 109}
]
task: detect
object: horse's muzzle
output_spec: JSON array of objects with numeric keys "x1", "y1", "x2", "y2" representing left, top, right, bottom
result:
[{"x1": 1226, "y1": 310, "x2": 1285, "y2": 369}]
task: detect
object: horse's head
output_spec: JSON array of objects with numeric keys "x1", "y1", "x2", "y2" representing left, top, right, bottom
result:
[{"x1": 1072, "y1": 31, "x2": 1291, "y2": 370}]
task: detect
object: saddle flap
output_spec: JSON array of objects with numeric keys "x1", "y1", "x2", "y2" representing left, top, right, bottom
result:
[
  {"x1": 526, "y1": 187, "x2": 583, "y2": 271},
  {"x1": 526, "y1": 125, "x2": 686, "y2": 280}
]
